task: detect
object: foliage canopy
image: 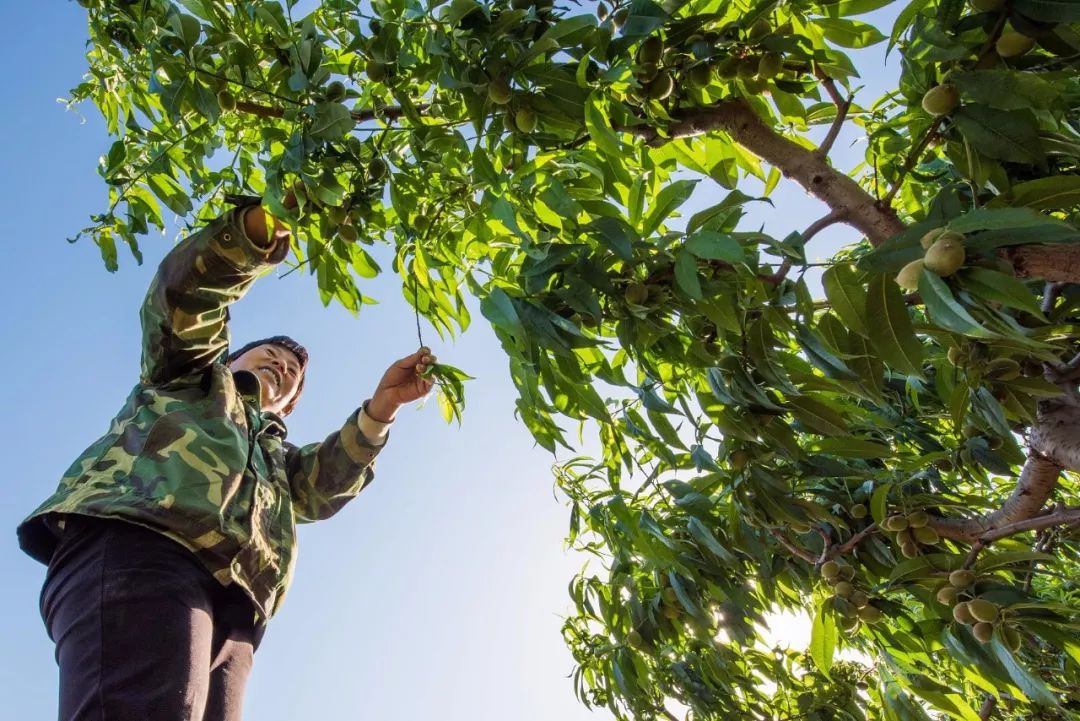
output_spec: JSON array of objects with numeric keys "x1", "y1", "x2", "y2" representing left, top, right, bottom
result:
[{"x1": 71, "y1": 0, "x2": 1080, "y2": 718}]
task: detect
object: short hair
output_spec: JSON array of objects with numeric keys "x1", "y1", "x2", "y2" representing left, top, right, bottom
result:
[{"x1": 227, "y1": 335, "x2": 308, "y2": 416}]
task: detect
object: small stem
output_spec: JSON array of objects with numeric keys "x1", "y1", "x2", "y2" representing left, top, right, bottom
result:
[
  {"x1": 831, "y1": 523, "x2": 879, "y2": 558},
  {"x1": 815, "y1": 85, "x2": 853, "y2": 159},
  {"x1": 881, "y1": 118, "x2": 944, "y2": 205},
  {"x1": 1042, "y1": 281, "x2": 1064, "y2": 315},
  {"x1": 769, "y1": 528, "x2": 818, "y2": 563}
]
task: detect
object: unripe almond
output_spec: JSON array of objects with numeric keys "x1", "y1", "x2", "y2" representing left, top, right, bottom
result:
[
  {"x1": 900, "y1": 542, "x2": 920, "y2": 558},
  {"x1": 885, "y1": 515, "x2": 910, "y2": 532},
  {"x1": 968, "y1": 598, "x2": 999, "y2": 624},
  {"x1": 821, "y1": 560, "x2": 841, "y2": 580},
  {"x1": 896, "y1": 259, "x2": 924, "y2": 290},
  {"x1": 834, "y1": 581, "x2": 854, "y2": 598},
  {"x1": 937, "y1": 585, "x2": 959, "y2": 606},
  {"x1": 850, "y1": 591, "x2": 869, "y2": 609},
  {"x1": 973, "y1": 621, "x2": 994, "y2": 643},
  {"x1": 858, "y1": 605, "x2": 883, "y2": 623},
  {"x1": 1003, "y1": 625, "x2": 1022, "y2": 651},
  {"x1": 907, "y1": 511, "x2": 930, "y2": 528},
  {"x1": 914, "y1": 526, "x2": 940, "y2": 545},
  {"x1": 849, "y1": 504, "x2": 868, "y2": 519},
  {"x1": 996, "y1": 31, "x2": 1036, "y2": 58},
  {"x1": 949, "y1": 569, "x2": 976, "y2": 588},
  {"x1": 921, "y1": 84, "x2": 960, "y2": 116},
  {"x1": 953, "y1": 601, "x2": 975, "y2": 625},
  {"x1": 921, "y1": 228, "x2": 964, "y2": 250},
  {"x1": 924, "y1": 237, "x2": 966, "y2": 276}
]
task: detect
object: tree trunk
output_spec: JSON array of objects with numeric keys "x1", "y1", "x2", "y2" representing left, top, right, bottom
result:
[{"x1": 1002, "y1": 245, "x2": 1080, "y2": 283}]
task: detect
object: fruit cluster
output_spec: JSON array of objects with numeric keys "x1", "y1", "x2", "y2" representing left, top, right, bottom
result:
[
  {"x1": 896, "y1": 228, "x2": 967, "y2": 290},
  {"x1": 937, "y1": 570, "x2": 1022, "y2": 648},
  {"x1": 821, "y1": 560, "x2": 882, "y2": 631},
  {"x1": 883, "y1": 510, "x2": 940, "y2": 558}
]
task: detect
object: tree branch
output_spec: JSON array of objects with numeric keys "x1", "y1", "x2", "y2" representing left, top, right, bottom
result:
[
  {"x1": 831, "y1": 523, "x2": 879, "y2": 558},
  {"x1": 802, "y1": 210, "x2": 848, "y2": 243},
  {"x1": 960, "y1": 506, "x2": 1080, "y2": 568},
  {"x1": 769, "y1": 528, "x2": 818, "y2": 563},
  {"x1": 979, "y1": 696, "x2": 996, "y2": 721},
  {"x1": 622, "y1": 99, "x2": 905, "y2": 246},
  {"x1": 814, "y1": 75, "x2": 853, "y2": 160},
  {"x1": 1002, "y1": 244, "x2": 1080, "y2": 283},
  {"x1": 931, "y1": 453, "x2": 1063, "y2": 543}
]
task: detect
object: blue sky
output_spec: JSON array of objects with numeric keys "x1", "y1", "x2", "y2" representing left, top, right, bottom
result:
[{"x1": 0, "y1": 3, "x2": 898, "y2": 719}]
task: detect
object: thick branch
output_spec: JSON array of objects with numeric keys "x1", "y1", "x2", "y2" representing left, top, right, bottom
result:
[
  {"x1": 625, "y1": 100, "x2": 905, "y2": 246},
  {"x1": 931, "y1": 453, "x2": 1062, "y2": 543},
  {"x1": 1002, "y1": 245, "x2": 1080, "y2": 283}
]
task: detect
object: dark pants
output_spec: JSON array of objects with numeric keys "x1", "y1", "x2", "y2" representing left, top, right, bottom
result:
[{"x1": 39, "y1": 516, "x2": 258, "y2": 721}]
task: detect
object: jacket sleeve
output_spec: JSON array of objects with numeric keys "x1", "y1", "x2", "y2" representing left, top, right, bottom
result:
[
  {"x1": 139, "y1": 207, "x2": 288, "y2": 386},
  {"x1": 285, "y1": 408, "x2": 384, "y2": 522}
]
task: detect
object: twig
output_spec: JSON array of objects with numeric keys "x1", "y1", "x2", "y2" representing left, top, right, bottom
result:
[
  {"x1": 802, "y1": 210, "x2": 847, "y2": 243},
  {"x1": 978, "y1": 696, "x2": 996, "y2": 721},
  {"x1": 960, "y1": 505, "x2": 1080, "y2": 569},
  {"x1": 815, "y1": 70, "x2": 845, "y2": 108},
  {"x1": 769, "y1": 528, "x2": 818, "y2": 563},
  {"x1": 881, "y1": 117, "x2": 945, "y2": 205},
  {"x1": 815, "y1": 527, "x2": 832, "y2": 566},
  {"x1": 235, "y1": 98, "x2": 428, "y2": 123},
  {"x1": 831, "y1": 523, "x2": 879, "y2": 558},
  {"x1": 816, "y1": 88, "x2": 853, "y2": 159},
  {"x1": 1042, "y1": 281, "x2": 1064, "y2": 315}
]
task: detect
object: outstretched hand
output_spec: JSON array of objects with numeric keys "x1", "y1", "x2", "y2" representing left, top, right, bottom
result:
[{"x1": 367, "y1": 347, "x2": 437, "y2": 423}]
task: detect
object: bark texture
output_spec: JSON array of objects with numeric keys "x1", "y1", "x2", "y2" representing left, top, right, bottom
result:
[{"x1": 1003, "y1": 245, "x2": 1080, "y2": 283}]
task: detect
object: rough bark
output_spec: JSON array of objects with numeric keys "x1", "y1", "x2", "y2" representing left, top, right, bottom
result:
[
  {"x1": 1002, "y1": 244, "x2": 1080, "y2": 283},
  {"x1": 626, "y1": 99, "x2": 906, "y2": 246},
  {"x1": 932, "y1": 393, "x2": 1080, "y2": 542}
]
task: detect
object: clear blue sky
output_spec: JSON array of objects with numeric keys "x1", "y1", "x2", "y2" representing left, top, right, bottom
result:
[{"x1": 0, "y1": 3, "x2": 898, "y2": 719}]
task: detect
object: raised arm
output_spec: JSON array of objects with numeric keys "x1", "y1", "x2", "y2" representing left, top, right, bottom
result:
[{"x1": 139, "y1": 205, "x2": 290, "y2": 385}]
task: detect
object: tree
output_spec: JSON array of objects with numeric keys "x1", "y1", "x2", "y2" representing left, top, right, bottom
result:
[{"x1": 68, "y1": 0, "x2": 1080, "y2": 717}]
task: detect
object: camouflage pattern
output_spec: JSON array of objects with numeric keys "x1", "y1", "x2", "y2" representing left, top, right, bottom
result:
[{"x1": 18, "y1": 208, "x2": 383, "y2": 620}]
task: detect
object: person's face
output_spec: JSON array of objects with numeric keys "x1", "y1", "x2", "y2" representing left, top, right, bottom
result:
[{"x1": 228, "y1": 343, "x2": 303, "y2": 415}]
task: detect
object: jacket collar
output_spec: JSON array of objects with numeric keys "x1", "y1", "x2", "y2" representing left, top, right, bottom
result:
[{"x1": 232, "y1": 369, "x2": 288, "y2": 439}]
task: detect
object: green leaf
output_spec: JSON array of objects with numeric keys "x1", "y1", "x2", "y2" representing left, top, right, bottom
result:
[
  {"x1": 584, "y1": 91, "x2": 623, "y2": 159},
  {"x1": 822, "y1": 264, "x2": 869, "y2": 337},
  {"x1": 990, "y1": 636, "x2": 1058, "y2": 706},
  {"x1": 947, "y1": 207, "x2": 1072, "y2": 234},
  {"x1": 1012, "y1": 0, "x2": 1080, "y2": 21},
  {"x1": 308, "y1": 102, "x2": 356, "y2": 140},
  {"x1": 918, "y1": 269, "x2": 997, "y2": 338},
  {"x1": 870, "y1": 483, "x2": 892, "y2": 524},
  {"x1": 787, "y1": 396, "x2": 850, "y2": 436},
  {"x1": 866, "y1": 274, "x2": 924, "y2": 378},
  {"x1": 683, "y1": 231, "x2": 745, "y2": 262},
  {"x1": 688, "y1": 517, "x2": 736, "y2": 564},
  {"x1": 950, "y1": 70, "x2": 1058, "y2": 112},
  {"x1": 953, "y1": 105, "x2": 1046, "y2": 170},
  {"x1": 810, "y1": 601, "x2": 837, "y2": 675},
  {"x1": 642, "y1": 179, "x2": 698, "y2": 237},
  {"x1": 674, "y1": 250, "x2": 703, "y2": 299},
  {"x1": 587, "y1": 217, "x2": 635, "y2": 261},
  {"x1": 795, "y1": 328, "x2": 860, "y2": 381},
  {"x1": 815, "y1": 17, "x2": 887, "y2": 48},
  {"x1": 480, "y1": 287, "x2": 525, "y2": 340},
  {"x1": 958, "y1": 268, "x2": 1045, "y2": 320},
  {"x1": 989, "y1": 176, "x2": 1080, "y2": 211}
]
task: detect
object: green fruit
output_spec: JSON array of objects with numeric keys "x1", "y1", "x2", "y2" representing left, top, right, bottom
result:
[
  {"x1": 217, "y1": 90, "x2": 237, "y2": 112},
  {"x1": 953, "y1": 601, "x2": 975, "y2": 625},
  {"x1": 1003, "y1": 625, "x2": 1022, "y2": 651},
  {"x1": 511, "y1": 0, "x2": 532, "y2": 8},
  {"x1": 597, "y1": 2, "x2": 610, "y2": 20},
  {"x1": 625, "y1": 283, "x2": 649, "y2": 305},
  {"x1": 635, "y1": 62, "x2": 659, "y2": 83},
  {"x1": 638, "y1": 37, "x2": 664, "y2": 64},
  {"x1": 907, "y1": 511, "x2": 929, "y2": 529},
  {"x1": 841, "y1": 614, "x2": 860, "y2": 632},
  {"x1": 920, "y1": 228, "x2": 964, "y2": 250},
  {"x1": 968, "y1": 599, "x2": 999, "y2": 623},
  {"x1": 895, "y1": 259, "x2": 924, "y2": 290},
  {"x1": 688, "y1": 63, "x2": 713, "y2": 89},
  {"x1": 662, "y1": 587, "x2": 678, "y2": 604},
  {"x1": 850, "y1": 591, "x2": 869, "y2": 609},
  {"x1": 858, "y1": 605, "x2": 883, "y2": 623},
  {"x1": 821, "y1": 560, "x2": 841, "y2": 580},
  {"x1": 502, "y1": 112, "x2": 517, "y2": 132},
  {"x1": 949, "y1": 569, "x2": 976, "y2": 588},
  {"x1": 921, "y1": 84, "x2": 960, "y2": 116},
  {"x1": 647, "y1": 71, "x2": 675, "y2": 100},
  {"x1": 748, "y1": 17, "x2": 771, "y2": 39},
  {"x1": 488, "y1": 77, "x2": 512, "y2": 105},
  {"x1": 757, "y1": 52, "x2": 783, "y2": 79},
  {"x1": 717, "y1": 57, "x2": 740, "y2": 79},
  {"x1": 366, "y1": 60, "x2": 388, "y2": 82},
  {"x1": 839, "y1": 564, "x2": 856, "y2": 581},
  {"x1": 970, "y1": 0, "x2": 1006, "y2": 10},
  {"x1": 730, "y1": 449, "x2": 750, "y2": 470},
  {"x1": 900, "y1": 542, "x2": 920, "y2": 559},
  {"x1": 662, "y1": 604, "x2": 681, "y2": 619},
  {"x1": 996, "y1": 31, "x2": 1036, "y2": 58},
  {"x1": 339, "y1": 223, "x2": 359, "y2": 243},
  {"x1": 897, "y1": 529, "x2": 913, "y2": 547},
  {"x1": 850, "y1": 504, "x2": 867, "y2": 519},
  {"x1": 325, "y1": 80, "x2": 346, "y2": 102},
  {"x1": 884, "y1": 515, "x2": 910, "y2": 532},
  {"x1": 973, "y1": 621, "x2": 994, "y2": 643},
  {"x1": 925, "y1": 237, "x2": 966, "y2": 276},
  {"x1": 368, "y1": 158, "x2": 388, "y2": 182},
  {"x1": 937, "y1": 585, "x2": 960, "y2": 606},
  {"x1": 514, "y1": 108, "x2": 537, "y2": 133},
  {"x1": 329, "y1": 205, "x2": 349, "y2": 225},
  {"x1": 834, "y1": 581, "x2": 854, "y2": 598},
  {"x1": 612, "y1": 8, "x2": 629, "y2": 30},
  {"x1": 947, "y1": 346, "x2": 964, "y2": 365},
  {"x1": 914, "y1": 526, "x2": 940, "y2": 545},
  {"x1": 626, "y1": 629, "x2": 643, "y2": 647},
  {"x1": 737, "y1": 57, "x2": 760, "y2": 79}
]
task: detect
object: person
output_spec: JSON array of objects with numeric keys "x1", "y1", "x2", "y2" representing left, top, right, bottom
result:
[{"x1": 16, "y1": 198, "x2": 435, "y2": 721}]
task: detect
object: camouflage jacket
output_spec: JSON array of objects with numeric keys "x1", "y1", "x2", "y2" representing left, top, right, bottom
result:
[{"x1": 18, "y1": 208, "x2": 383, "y2": 620}]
